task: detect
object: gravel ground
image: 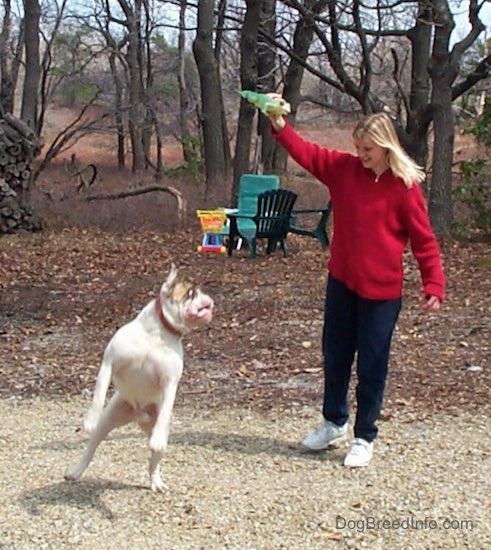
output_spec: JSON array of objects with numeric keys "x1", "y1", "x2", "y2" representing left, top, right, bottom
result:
[{"x1": 0, "y1": 396, "x2": 489, "y2": 550}]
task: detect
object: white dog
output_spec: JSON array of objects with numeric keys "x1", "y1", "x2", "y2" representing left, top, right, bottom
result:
[{"x1": 65, "y1": 264, "x2": 214, "y2": 491}]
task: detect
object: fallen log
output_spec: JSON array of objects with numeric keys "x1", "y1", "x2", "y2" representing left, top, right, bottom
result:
[{"x1": 85, "y1": 185, "x2": 187, "y2": 222}]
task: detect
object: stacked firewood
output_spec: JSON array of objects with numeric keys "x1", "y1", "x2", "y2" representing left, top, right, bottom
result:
[{"x1": 0, "y1": 112, "x2": 42, "y2": 233}]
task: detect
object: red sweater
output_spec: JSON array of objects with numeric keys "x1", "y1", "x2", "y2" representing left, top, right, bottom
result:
[{"x1": 274, "y1": 123, "x2": 445, "y2": 301}]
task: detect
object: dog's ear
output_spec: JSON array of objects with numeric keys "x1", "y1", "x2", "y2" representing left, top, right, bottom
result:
[{"x1": 160, "y1": 263, "x2": 178, "y2": 296}]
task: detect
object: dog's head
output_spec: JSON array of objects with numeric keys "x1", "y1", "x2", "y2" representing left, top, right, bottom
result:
[{"x1": 158, "y1": 264, "x2": 214, "y2": 335}]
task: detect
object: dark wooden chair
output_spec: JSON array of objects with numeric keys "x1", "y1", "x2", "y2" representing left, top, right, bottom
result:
[
  {"x1": 227, "y1": 189, "x2": 298, "y2": 258},
  {"x1": 288, "y1": 201, "x2": 332, "y2": 249}
]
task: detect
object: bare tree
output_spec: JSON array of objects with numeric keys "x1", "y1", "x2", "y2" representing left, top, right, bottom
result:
[
  {"x1": 257, "y1": 0, "x2": 277, "y2": 172},
  {"x1": 193, "y1": 0, "x2": 230, "y2": 198},
  {"x1": 233, "y1": 0, "x2": 262, "y2": 199},
  {"x1": 178, "y1": 0, "x2": 193, "y2": 163},
  {"x1": 427, "y1": 0, "x2": 486, "y2": 235},
  {"x1": 0, "y1": 0, "x2": 23, "y2": 114},
  {"x1": 272, "y1": 0, "x2": 329, "y2": 172},
  {"x1": 37, "y1": 0, "x2": 71, "y2": 136},
  {"x1": 260, "y1": 0, "x2": 491, "y2": 236},
  {"x1": 116, "y1": 0, "x2": 146, "y2": 171},
  {"x1": 20, "y1": 0, "x2": 41, "y2": 130},
  {"x1": 108, "y1": 42, "x2": 127, "y2": 169}
]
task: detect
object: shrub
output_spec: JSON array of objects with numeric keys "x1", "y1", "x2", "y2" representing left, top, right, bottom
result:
[
  {"x1": 452, "y1": 159, "x2": 490, "y2": 239},
  {"x1": 472, "y1": 97, "x2": 491, "y2": 146}
]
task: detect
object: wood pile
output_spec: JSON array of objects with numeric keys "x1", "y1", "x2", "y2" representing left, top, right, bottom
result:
[{"x1": 0, "y1": 112, "x2": 42, "y2": 233}]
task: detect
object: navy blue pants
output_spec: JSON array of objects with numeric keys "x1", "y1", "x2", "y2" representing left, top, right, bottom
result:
[{"x1": 322, "y1": 275, "x2": 401, "y2": 442}]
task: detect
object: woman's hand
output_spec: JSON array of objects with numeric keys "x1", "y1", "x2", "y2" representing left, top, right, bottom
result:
[
  {"x1": 266, "y1": 93, "x2": 286, "y2": 131},
  {"x1": 423, "y1": 295, "x2": 441, "y2": 312}
]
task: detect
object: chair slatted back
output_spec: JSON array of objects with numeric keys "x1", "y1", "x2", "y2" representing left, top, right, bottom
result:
[{"x1": 256, "y1": 189, "x2": 297, "y2": 238}]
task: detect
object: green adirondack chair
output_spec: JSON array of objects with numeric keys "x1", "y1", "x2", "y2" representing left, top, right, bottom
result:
[
  {"x1": 226, "y1": 174, "x2": 280, "y2": 252},
  {"x1": 227, "y1": 189, "x2": 297, "y2": 258}
]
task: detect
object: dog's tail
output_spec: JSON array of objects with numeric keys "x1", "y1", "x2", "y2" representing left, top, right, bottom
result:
[{"x1": 83, "y1": 354, "x2": 112, "y2": 433}]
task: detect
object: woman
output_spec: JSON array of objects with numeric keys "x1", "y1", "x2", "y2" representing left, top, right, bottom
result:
[{"x1": 268, "y1": 101, "x2": 445, "y2": 467}]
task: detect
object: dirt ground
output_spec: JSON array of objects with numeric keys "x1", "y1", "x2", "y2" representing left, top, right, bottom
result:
[{"x1": 0, "y1": 398, "x2": 489, "y2": 549}]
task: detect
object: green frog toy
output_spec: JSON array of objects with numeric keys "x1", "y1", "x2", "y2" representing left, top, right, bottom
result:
[{"x1": 239, "y1": 90, "x2": 291, "y2": 116}]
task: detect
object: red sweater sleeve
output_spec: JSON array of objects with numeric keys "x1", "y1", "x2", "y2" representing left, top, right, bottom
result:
[
  {"x1": 272, "y1": 122, "x2": 349, "y2": 186},
  {"x1": 403, "y1": 185, "x2": 446, "y2": 301}
]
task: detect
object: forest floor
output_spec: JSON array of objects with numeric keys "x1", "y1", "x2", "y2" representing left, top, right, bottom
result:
[{"x1": 0, "y1": 110, "x2": 489, "y2": 548}]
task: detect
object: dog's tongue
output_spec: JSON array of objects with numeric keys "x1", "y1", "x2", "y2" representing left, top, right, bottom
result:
[{"x1": 197, "y1": 305, "x2": 213, "y2": 321}]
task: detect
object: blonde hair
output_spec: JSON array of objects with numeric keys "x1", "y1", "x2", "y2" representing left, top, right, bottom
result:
[{"x1": 353, "y1": 112, "x2": 425, "y2": 187}]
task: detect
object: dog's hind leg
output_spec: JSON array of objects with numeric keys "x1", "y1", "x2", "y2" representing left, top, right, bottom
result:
[
  {"x1": 65, "y1": 393, "x2": 135, "y2": 482},
  {"x1": 83, "y1": 355, "x2": 113, "y2": 433}
]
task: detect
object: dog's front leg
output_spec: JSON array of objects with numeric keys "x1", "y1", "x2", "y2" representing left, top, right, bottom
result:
[
  {"x1": 148, "y1": 449, "x2": 166, "y2": 493},
  {"x1": 148, "y1": 380, "x2": 179, "y2": 492},
  {"x1": 84, "y1": 355, "x2": 112, "y2": 433}
]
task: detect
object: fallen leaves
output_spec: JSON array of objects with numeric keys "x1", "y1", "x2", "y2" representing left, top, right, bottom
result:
[{"x1": 0, "y1": 228, "x2": 489, "y2": 417}]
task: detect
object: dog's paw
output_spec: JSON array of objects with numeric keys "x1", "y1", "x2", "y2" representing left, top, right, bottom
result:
[
  {"x1": 150, "y1": 473, "x2": 168, "y2": 493},
  {"x1": 149, "y1": 433, "x2": 168, "y2": 454},
  {"x1": 64, "y1": 469, "x2": 80, "y2": 482}
]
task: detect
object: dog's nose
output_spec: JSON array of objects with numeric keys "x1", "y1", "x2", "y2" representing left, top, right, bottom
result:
[{"x1": 196, "y1": 296, "x2": 214, "y2": 320}]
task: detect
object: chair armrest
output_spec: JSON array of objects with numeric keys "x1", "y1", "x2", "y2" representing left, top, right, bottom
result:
[
  {"x1": 228, "y1": 213, "x2": 285, "y2": 221},
  {"x1": 288, "y1": 203, "x2": 331, "y2": 250},
  {"x1": 226, "y1": 214, "x2": 254, "y2": 220},
  {"x1": 291, "y1": 207, "x2": 330, "y2": 215}
]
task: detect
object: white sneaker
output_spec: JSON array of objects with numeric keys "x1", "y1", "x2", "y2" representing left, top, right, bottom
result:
[
  {"x1": 343, "y1": 438, "x2": 373, "y2": 467},
  {"x1": 302, "y1": 420, "x2": 348, "y2": 451}
]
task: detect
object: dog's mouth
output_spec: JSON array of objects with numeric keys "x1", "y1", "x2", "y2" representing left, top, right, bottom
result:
[{"x1": 192, "y1": 299, "x2": 214, "y2": 323}]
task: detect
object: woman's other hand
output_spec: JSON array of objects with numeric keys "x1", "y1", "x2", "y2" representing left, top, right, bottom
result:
[{"x1": 423, "y1": 295, "x2": 441, "y2": 312}]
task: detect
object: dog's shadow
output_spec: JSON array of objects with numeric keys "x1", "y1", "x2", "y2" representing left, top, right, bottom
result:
[
  {"x1": 19, "y1": 478, "x2": 145, "y2": 520},
  {"x1": 20, "y1": 431, "x2": 340, "y2": 518}
]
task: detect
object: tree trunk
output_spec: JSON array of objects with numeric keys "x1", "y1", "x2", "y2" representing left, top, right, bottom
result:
[
  {"x1": 178, "y1": 0, "x2": 192, "y2": 164},
  {"x1": 215, "y1": 0, "x2": 232, "y2": 173},
  {"x1": 118, "y1": 0, "x2": 146, "y2": 172},
  {"x1": 232, "y1": 0, "x2": 261, "y2": 202},
  {"x1": 429, "y1": 87, "x2": 454, "y2": 238},
  {"x1": 428, "y1": 0, "x2": 456, "y2": 237},
  {"x1": 257, "y1": 0, "x2": 277, "y2": 173},
  {"x1": 272, "y1": 1, "x2": 328, "y2": 172},
  {"x1": 20, "y1": 0, "x2": 41, "y2": 131},
  {"x1": 0, "y1": 0, "x2": 15, "y2": 114},
  {"x1": 142, "y1": 4, "x2": 153, "y2": 167},
  {"x1": 405, "y1": 1, "x2": 433, "y2": 165},
  {"x1": 193, "y1": 0, "x2": 229, "y2": 199},
  {"x1": 109, "y1": 52, "x2": 125, "y2": 169}
]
